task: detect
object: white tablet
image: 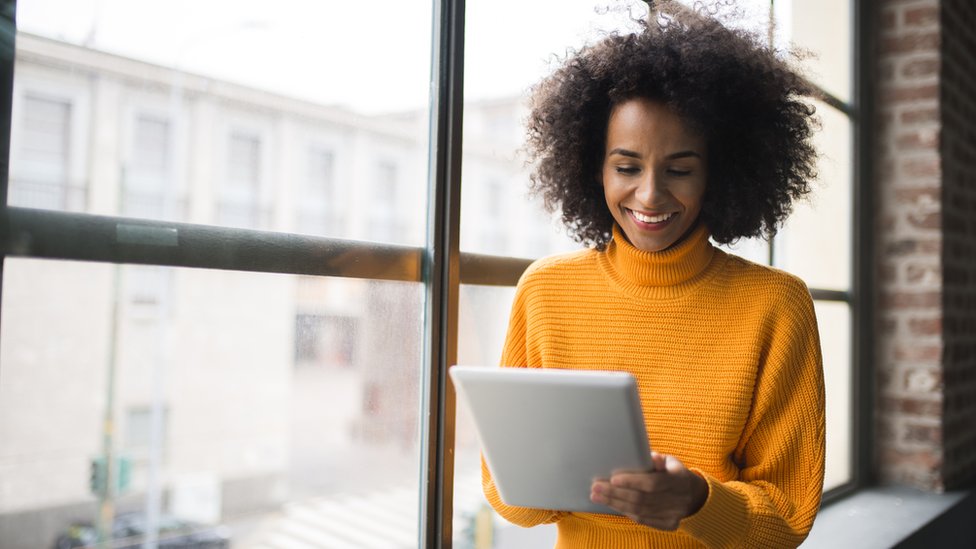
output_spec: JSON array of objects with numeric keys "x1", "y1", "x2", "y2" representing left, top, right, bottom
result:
[{"x1": 450, "y1": 365, "x2": 653, "y2": 515}]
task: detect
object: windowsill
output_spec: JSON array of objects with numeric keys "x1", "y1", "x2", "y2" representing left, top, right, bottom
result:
[
  {"x1": 489, "y1": 486, "x2": 976, "y2": 548},
  {"x1": 802, "y1": 486, "x2": 975, "y2": 548}
]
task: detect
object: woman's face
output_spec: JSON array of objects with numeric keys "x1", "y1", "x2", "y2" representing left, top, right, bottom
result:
[{"x1": 600, "y1": 98, "x2": 707, "y2": 253}]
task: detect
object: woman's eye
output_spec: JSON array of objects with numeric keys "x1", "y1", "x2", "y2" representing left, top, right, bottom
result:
[
  {"x1": 615, "y1": 166, "x2": 639, "y2": 175},
  {"x1": 667, "y1": 169, "x2": 692, "y2": 176}
]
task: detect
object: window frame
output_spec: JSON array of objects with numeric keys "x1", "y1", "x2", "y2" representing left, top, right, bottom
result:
[{"x1": 0, "y1": 0, "x2": 868, "y2": 546}]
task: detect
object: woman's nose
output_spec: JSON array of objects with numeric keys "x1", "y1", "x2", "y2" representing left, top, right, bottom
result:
[{"x1": 634, "y1": 172, "x2": 666, "y2": 205}]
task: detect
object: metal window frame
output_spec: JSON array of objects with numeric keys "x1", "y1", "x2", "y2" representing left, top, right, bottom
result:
[{"x1": 0, "y1": 0, "x2": 870, "y2": 545}]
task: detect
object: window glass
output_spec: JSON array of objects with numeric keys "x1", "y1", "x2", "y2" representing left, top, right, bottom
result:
[
  {"x1": 816, "y1": 300, "x2": 852, "y2": 491},
  {"x1": 774, "y1": 101, "x2": 853, "y2": 291},
  {"x1": 454, "y1": 284, "x2": 559, "y2": 547},
  {"x1": 460, "y1": 1, "x2": 653, "y2": 259},
  {"x1": 13, "y1": 0, "x2": 432, "y2": 246},
  {"x1": 778, "y1": 0, "x2": 852, "y2": 103},
  {"x1": 458, "y1": 4, "x2": 856, "y2": 540},
  {"x1": 0, "y1": 259, "x2": 423, "y2": 548}
]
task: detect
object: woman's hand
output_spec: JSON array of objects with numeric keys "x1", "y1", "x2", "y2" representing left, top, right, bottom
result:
[{"x1": 589, "y1": 452, "x2": 709, "y2": 531}]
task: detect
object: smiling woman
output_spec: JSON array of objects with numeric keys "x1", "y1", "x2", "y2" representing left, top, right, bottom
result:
[{"x1": 479, "y1": 4, "x2": 827, "y2": 547}]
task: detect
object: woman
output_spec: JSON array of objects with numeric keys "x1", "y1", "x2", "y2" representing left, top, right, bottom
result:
[{"x1": 483, "y1": 3, "x2": 826, "y2": 548}]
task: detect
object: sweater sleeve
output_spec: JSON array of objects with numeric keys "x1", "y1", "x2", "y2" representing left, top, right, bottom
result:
[
  {"x1": 481, "y1": 275, "x2": 568, "y2": 527},
  {"x1": 678, "y1": 279, "x2": 826, "y2": 548}
]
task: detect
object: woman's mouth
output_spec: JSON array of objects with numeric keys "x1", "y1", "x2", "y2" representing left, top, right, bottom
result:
[{"x1": 629, "y1": 209, "x2": 676, "y2": 227}]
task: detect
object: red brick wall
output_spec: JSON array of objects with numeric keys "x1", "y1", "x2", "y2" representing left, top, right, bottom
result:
[
  {"x1": 876, "y1": 0, "x2": 944, "y2": 491},
  {"x1": 875, "y1": 0, "x2": 976, "y2": 491},
  {"x1": 939, "y1": 0, "x2": 976, "y2": 490}
]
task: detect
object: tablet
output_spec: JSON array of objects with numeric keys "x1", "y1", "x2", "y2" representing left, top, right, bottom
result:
[{"x1": 450, "y1": 365, "x2": 653, "y2": 515}]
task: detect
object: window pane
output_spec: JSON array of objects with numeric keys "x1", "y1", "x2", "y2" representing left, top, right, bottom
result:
[
  {"x1": 454, "y1": 284, "x2": 558, "y2": 548},
  {"x1": 460, "y1": 2, "x2": 654, "y2": 259},
  {"x1": 13, "y1": 1, "x2": 432, "y2": 245},
  {"x1": 777, "y1": 0, "x2": 852, "y2": 103},
  {"x1": 773, "y1": 101, "x2": 853, "y2": 291},
  {"x1": 816, "y1": 300, "x2": 852, "y2": 491},
  {"x1": 8, "y1": 95, "x2": 84, "y2": 210},
  {"x1": 0, "y1": 258, "x2": 423, "y2": 549}
]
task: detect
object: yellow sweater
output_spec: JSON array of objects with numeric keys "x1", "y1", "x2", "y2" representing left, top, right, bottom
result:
[{"x1": 483, "y1": 223, "x2": 825, "y2": 548}]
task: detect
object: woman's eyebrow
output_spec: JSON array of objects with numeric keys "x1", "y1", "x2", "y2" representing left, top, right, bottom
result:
[
  {"x1": 607, "y1": 148, "x2": 702, "y2": 160},
  {"x1": 666, "y1": 150, "x2": 702, "y2": 160},
  {"x1": 608, "y1": 148, "x2": 642, "y2": 158}
]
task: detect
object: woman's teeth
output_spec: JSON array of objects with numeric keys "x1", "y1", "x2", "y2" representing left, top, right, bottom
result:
[{"x1": 632, "y1": 210, "x2": 674, "y2": 224}]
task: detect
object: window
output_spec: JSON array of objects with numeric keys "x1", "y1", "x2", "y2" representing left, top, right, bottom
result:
[
  {"x1": 1, "y1": 2, "x2": 861, "y2": 549},
  {"x1": 219, "y1": 131, "x2": 263, "y2": 228},
  {"x1": 455, "y1": 0, "x2": 862, "y2": 542},
  {"x1": 8, "y1": 95, "x2": 79, "y2": 210},
  {"x1": 298, "y1": 147, "x2": 342, "y2": 236},
  {"x1": 370, "y1": 160, "x2": 400, "y2": 243},
  {"x1": 124, "y1": 114, "x2": 180, "y2": 220}
]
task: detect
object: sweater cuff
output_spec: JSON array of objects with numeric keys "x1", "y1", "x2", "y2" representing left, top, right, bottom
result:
[{"x1": 678, "y1": 470, "x2": 749, "y2": 546}]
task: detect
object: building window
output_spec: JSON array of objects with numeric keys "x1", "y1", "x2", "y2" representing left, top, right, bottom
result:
[
  {"x1": 9, "y1": 95, "x2": 82, "y2": 210},
  {"x1": 294, "y1": 313, "x2": 358, "y2": 368},
  {"x1": 219, "y1": 131, "x2": 263, "y2": 228},
  {"x1": 124, "y1": 114, "x2": 181, "y2": 220},
  {"x1": 369, "y1": 160, "x2": 399, "y2": 243},
  {"x1": 298, "y1": 147, "x2": 342, "y2": 236},
  {"x1": 124, "y1": 406, "x2": 170, "y2": 464}
]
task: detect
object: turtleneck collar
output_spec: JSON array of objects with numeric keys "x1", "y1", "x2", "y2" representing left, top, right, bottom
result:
[{"x1": 597, "y1": 221, "x2": 720, "y2": 299}]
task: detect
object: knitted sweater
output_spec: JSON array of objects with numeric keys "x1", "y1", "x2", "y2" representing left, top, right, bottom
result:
[{"x1": 483, "y1": 223, "x2": 825, "y2": 548}]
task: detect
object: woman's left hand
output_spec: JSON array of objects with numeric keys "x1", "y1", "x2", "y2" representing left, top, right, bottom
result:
[{"x1": 589, "y1": 452, "x2": 709, "y2": 531}]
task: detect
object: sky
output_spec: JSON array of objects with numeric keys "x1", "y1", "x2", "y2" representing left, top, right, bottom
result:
[{"x1": 15, "y1": 0, "x2": 778, "y2": 114}]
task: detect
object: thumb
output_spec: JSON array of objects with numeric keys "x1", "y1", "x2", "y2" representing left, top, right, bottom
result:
[{"x1": 664, "y1": 454, "x2": 688, "y2": 474}]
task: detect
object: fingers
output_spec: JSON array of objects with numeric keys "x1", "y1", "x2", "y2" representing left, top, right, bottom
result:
[
  {"x1": 590, "y1": 479, "x2": 682, "y2": 530},
  {"x1": 588, "y1": 454, "x2": 699, "y2": 531},
  {"x1": 650, "y1": 451, "x2": 667, "y2": 471}
]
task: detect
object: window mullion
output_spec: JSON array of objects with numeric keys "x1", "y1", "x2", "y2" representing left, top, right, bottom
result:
[{"x1": 421, "y1": 0, "x2": 465, "y2": 547}]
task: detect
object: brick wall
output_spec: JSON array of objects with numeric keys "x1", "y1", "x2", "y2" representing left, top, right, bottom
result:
[
  {"x1": 875, "y1": 0, "x2": 976, "y2": 491},
  {"x1": 939, "y1": 0, "x2": 976, "y2": 489}
]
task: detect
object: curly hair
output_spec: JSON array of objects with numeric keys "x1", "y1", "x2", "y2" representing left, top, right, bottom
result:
[{"x1": 525, "y1": 5, "x2": 819, "y2": 248}]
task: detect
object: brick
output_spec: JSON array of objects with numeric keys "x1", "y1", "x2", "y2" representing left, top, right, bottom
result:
[
  {"x1": 881, "y1": 291, "x2": 941, "y2": 308},
  {"x1": 882, "y1": 84, "x2": 939, "y2": 103},
  {"x1": 904, "y1": 6, "x2": 939, "y2": 27},
  {"x1": 884, "y1": 239, "x2": 919, "y2": 255},
  {"x1": 905, "y1": 366, "x2": 943, "y2": 393},
  {"x1": 900, "y1": 156, "x2": 941, "y2": 177},
  {"x1": 900, "y1": 106, "x2": 940, "y2": 124},
  {"x1": 918, "y1": 239, "x2": 942, "y2": 254},
  {"x1": 895, "y1": 186, "x2": 940, "y2": 205},
  {"x1": 881, "y1": 32, "x2": 940, "y2": 55},
  {"x1": 894, "y1": 343, "x2": 944, "y2": 362},
  {"x1": 881, "y1": 397, "x2": 942, "y2": 419},
  {"x1": 908, "y1": 316, "x2": 943, "y2": 336},
  {"x1": 878, "y1": 448, "x2": 942, "y2": 472},
  {"x1": 895, "y1": 128, "x2": 940, "y2": 150},
  {"x1": 907, "y1": 211, "x2": 941, "y2": 229},
  {"x1": 902, "y1": 57, "x2": 940, "y2": 78},
  {"x1": 906, "y1": 263, "x2": 942, "y2": 284},
  {"x1": 904, "y1": 422, "x2": 942, "y2": 445}
]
